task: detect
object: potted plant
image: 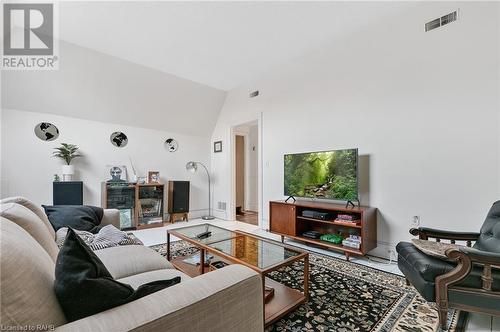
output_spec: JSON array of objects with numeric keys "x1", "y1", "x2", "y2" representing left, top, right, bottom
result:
[{"x1": 53, "y1": 143, "x2": 81, "y2": 181}]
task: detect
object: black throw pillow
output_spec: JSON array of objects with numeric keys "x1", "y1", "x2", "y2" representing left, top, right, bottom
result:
[
  {"x1": 43, "y1": 205, "x2": 104, "y2": 233},
  {"x1": 54, "y1": 228, "x2": 181, "y2": 322}
]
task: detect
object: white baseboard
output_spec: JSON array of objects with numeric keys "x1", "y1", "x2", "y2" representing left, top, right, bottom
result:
[
  {"x1": 213, "y1": 209, "x2": 228, "y2": 220},
  {"x1": 164, "y1": 208, "x2": 209, "y2": 220},
  {"x1": 368, "y1": 241, "x2": 398, "y2": 261},
  {"x1": 245, "y1": 204, "x2": 258, "y2": 212}
]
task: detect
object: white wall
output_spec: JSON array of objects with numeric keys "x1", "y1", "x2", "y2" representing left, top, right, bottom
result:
[
  {"x1": 211, "y1": 2, "x2": 500, "y2": 257},
  {"x1": 1, "y1": 109, "x2": 211, "y2": 218},
  {"x1": 498, "y1": 0, "x2": 500, "y2": 199}
]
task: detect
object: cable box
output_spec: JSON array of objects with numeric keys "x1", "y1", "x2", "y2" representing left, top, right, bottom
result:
[
  {"x1": 302, "y1": 230, "x2": 322, "y2": 239},
  {"x1": 302, "y1": 210, "x2": 335, "y2": 221}
]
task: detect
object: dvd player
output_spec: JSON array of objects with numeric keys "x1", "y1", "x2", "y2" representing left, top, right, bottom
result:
[{"x1": 302, "y1": 210, "x2": 335, "y2": 221}]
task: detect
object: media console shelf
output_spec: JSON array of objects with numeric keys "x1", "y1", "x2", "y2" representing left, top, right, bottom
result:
[{"x1": 269, "y1": 200, "x2": 377, "y2": 260}]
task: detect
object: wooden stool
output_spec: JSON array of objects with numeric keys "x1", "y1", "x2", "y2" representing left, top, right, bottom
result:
[{"x1": 169, "y1": 212, "x2": 188, "y2": 223}]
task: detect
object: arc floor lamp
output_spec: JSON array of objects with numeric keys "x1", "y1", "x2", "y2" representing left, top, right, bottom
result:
[{"x1": 186, "y1": 161, "x2": 215, "y2": 220}]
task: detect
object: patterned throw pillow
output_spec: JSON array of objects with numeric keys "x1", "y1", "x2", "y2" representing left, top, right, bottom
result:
[
  {"x1": 56, "y1": 225, "x2": 143, "y2": 251},
  {"x1": 92, "y1": 225, "x2": 141, "y2": 250},
  {"x1": 56, "y1": 228, "x2": 94, "y2": 248}
]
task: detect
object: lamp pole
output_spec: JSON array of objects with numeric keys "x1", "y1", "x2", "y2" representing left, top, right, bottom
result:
[
  {"x1": 197, "y1": 162, "x2": 214, "y2": 220},
  {"x1": 187, "y1": 161, "x2": 214, "y2": 220}
]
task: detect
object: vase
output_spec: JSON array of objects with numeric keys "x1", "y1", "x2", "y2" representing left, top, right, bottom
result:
[{"x1": 61, "y1": 165, "x2": 74, "y2": 181}]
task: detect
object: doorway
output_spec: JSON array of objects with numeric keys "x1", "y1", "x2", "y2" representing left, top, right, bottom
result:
[{"x1": 233, "y1": 121, "x2": 259, "y2": 225}]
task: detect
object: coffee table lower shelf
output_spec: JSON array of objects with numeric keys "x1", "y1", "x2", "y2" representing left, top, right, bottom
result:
[{"x1": 170, "y1": 254, "x2": 306, "y2": 326}]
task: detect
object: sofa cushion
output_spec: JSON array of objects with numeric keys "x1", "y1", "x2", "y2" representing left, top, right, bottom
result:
[
  {"x1": 101, "y1": 209, "x2": 121, "y2": 228},
  {"x1": 0, "y1": 196, "x2": 55, "y2": 238},
  {"x1": 43, "y1": 205, "x2": 104, "y2": 233},
  {"x1": 55, "y1": 228, "x2": 181, "y2": 322},
  {"x1": 0, "y1": 217, "x2": 67, "y2": 328},
  {"x1": 118, "y1": 269, "x2": 191, "y2": 289},
  {"x1": 95, "y1": 245, "x2": 174, "y2": 279},
  {"x1": 396, "y1": 241, "x2": 500, "y2": 300},
  {"x1": 53, "y1": 265, "x2": 262, "y2": 332},
  {"x1": 1, "y1": 203, "x2": 59, "y2": 261}
]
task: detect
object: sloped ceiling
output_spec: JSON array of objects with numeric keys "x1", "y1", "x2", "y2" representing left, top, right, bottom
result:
[
  {"x1": 2, "y1": 1, "x2": 416, "y2": 135},
  {"x1": 1, "y1": 40, "x2": 226, "y2": 137},
  {"x1": 57, "y1": 1, "x2": 414, "y2": 91}
]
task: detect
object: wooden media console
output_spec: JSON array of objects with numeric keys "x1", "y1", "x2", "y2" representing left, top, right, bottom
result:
[{"x1": 269, "y1": 200, "x2": 377, "y2": 260}]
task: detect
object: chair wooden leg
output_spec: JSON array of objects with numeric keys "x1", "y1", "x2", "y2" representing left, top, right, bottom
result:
[{"x1": 438, "y1": 303, "x2": 448, "y2": 330}]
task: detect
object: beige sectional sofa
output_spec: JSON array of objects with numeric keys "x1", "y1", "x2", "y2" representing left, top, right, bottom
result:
[{"x1": 0, "y1": 197, "x2": 263, "y2": 332}]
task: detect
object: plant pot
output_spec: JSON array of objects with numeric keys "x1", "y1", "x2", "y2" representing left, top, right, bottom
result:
[{"x1": 61, "y1": 165, "x2": 74, "y2": 181}]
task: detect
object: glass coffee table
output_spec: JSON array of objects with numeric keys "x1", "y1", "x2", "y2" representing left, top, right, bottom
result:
[{"x1": 167, "y1": 224, "x2": 309, "y2": 326}]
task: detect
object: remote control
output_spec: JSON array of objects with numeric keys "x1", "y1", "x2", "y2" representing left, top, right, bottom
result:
[{"x1": 196, "y1": 231, "x2": 212, "y2": 239}]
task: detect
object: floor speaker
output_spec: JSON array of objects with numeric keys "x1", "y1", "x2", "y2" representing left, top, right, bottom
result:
[
  {"x1": 168, "y1": 181, "x2": 190, "y2": 214},
  {"x1": 53, "y1": 181, "x2": 83, "y2": 205}
]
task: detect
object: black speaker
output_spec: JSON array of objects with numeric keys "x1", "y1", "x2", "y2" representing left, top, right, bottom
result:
[
  {"x1": 168, "y1": 181, "x2": 190, "y2": 213},
  {"x1": 53, "y1": 181, "x2": 83, "y2": 205}
]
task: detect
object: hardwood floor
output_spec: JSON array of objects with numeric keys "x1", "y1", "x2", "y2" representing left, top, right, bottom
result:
[{"x1": 236, "y1": 211, "x2": 258, "y2": 225}]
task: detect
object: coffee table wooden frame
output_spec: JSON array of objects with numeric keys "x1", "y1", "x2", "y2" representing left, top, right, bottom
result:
[{"x1": 166, "y1": 226, "x2": 309, "y2": 326}]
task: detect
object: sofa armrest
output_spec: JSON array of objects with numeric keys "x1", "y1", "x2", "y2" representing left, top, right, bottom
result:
[
  {"x1": 101, "y1": 209, "x2": 120, "y2": 228},
  {"x1": 55, "y1": 265, "x2": 264, "y2": 332}
]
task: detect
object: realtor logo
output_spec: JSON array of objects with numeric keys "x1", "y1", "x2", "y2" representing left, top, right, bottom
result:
[{"x1": 2, "y1": 2, "x2": 59, "y2": 70}]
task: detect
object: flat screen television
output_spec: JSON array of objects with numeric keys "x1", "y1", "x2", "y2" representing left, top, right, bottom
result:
[{"x1": 284, "y1": 148, "x2": 358, "y2": 201}]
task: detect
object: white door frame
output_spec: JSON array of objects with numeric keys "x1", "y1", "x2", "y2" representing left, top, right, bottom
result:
[{"x1": 230, "y1": 117, "x2": 262, "y2": 227}]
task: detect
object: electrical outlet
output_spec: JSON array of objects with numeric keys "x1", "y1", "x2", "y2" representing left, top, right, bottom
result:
[
  {"x1": 387, "y1": 249, "x2": 397, "y2": 261},
  {"x1": 411, "y1": 215, "x2": 421, "y2": 227}
]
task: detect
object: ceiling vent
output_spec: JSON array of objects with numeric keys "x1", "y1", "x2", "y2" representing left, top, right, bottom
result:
[
  {"x1": 249, "y1": 90, "x2": 259, "y2": 98},
  {"x1": 425, "y1": 10, "x2": 458, "y2": 32}
]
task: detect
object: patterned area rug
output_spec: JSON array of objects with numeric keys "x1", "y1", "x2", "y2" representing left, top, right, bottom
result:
[{"x1": 151, "y1": 241, "x2": 467, "y2": 332}]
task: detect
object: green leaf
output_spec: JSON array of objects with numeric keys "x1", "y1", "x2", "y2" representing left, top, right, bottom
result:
[{"x1": 52, "y1": 143, "x2": 82, "y2": 165}]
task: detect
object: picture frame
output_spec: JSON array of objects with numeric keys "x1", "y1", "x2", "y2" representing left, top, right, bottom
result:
[
  {"x1": 105, "y1": 165, "x2": 128, "y2": 183},
  {"x1": 214, "y1": 140, "x2": 222, "y2": 153},
  {"x1": 148, "y1": 171, "x2": 160, "y2": 183}
]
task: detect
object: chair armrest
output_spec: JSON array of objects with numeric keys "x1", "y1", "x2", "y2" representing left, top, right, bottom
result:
[
  {"x1": 459, "y1": 247, "x2": 500, "y2": 265},
  {"x1": 55, "y1": 265, "x2": 263, "y2": 332},
  {"x1": 100, "y1": 209, "x2": 120, "y2": 228},
  {"x1": 410, "y1": 227, "x2": 480, "y2": 242},
  {"x1": 434, "y1": 247, "x2": 500, "y2": 302}
]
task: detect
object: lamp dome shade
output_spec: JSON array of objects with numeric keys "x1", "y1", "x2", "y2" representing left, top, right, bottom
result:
[{"x1": 186, "y1": 161, "x2": 197, "y2": 172}]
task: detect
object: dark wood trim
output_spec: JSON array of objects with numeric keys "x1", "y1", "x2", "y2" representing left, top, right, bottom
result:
[{"x1": 435, "y1": 249, "x2": 473, "y2": 329}]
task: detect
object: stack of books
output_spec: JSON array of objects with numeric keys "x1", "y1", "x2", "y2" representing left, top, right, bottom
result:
[
  {"x1": 342, "y1": 235, "x2": 362, "y2": 249},
  {"x1": 335, "y1": 214, "x2": 359, "y2": 224}
]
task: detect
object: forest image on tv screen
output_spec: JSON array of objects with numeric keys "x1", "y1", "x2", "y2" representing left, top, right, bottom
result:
[{"x1": 284, "y1": 149, "x2": 358, "y2": 200}]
